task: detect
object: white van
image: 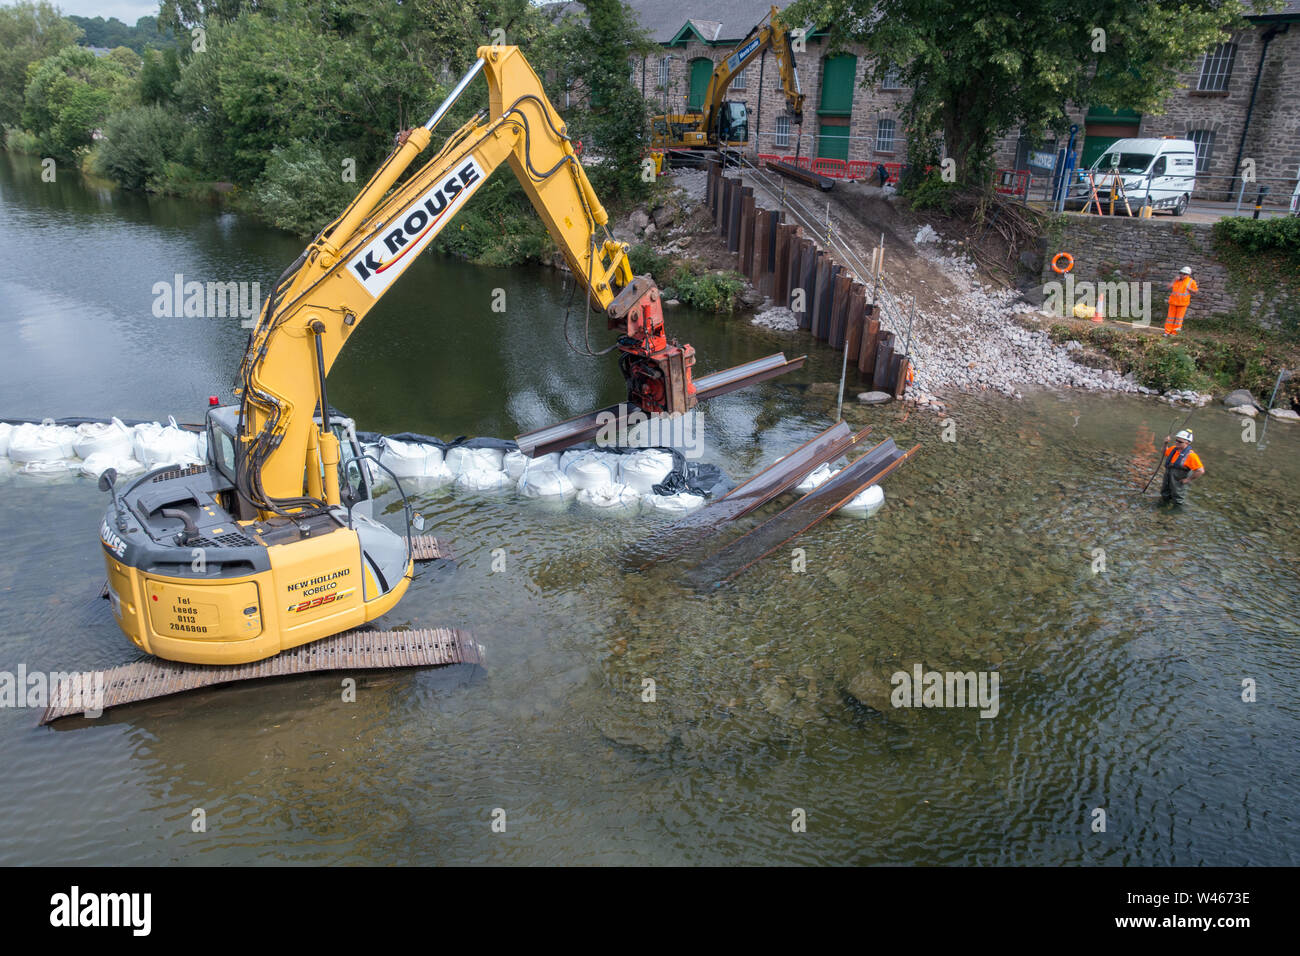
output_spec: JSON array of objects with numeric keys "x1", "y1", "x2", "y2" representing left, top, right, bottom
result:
[{"x1": 1069, "y1": 138, "x2": 1198, "y2": 216}]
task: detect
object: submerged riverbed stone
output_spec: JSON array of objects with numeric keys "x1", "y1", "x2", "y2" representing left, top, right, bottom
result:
[
  {"x1": 1228, "y1": 404, "x2": 1257, "y2": 417},
  {"x1": 1268, "y1": 408, "x2": 1300, "y2": 422},
  {"x1": 858, "y1": 391, "x2": 893, "y2": 405},
  {"x1": 845, "y1": 670, "x2": 895, "y2": 713}
]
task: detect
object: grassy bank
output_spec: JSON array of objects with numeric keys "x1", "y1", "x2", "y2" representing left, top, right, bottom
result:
[
  {"x1": 1047, "y1": 315, "x2": 1300, "y2": 402},
  {"x1": 627, "y1": 243, "x2": 748, "y2": 314}
]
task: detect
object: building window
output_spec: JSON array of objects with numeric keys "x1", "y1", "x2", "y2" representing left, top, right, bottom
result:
[
  {"x1": 731, "y1": 65, "x2": 747, "y2": 90},
  {"x1": 629, "y1": 56, "x2": 637, "y2": 82},
  {"x1": 775, "y1": 115, "x2": 792, "y2": 148},
  {"x1": 658, "y1": 56, "x2": 670, "y2": 88},
  {"x1": 881, "y1": 64, "x2": 903, "y2": 90},
  {"x1": 1188, "y1": 129, "x2": 1215, "y2": 172},
  {"x1": 876, "y1": 118, "x2": 896, "y2": 153},
  {"x1": 1197, "y1": 43, "x2": 1236, "y2": 92}
]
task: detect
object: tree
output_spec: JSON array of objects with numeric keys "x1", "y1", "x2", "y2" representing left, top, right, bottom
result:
[
  {"x1": 0, "y1": 1, "x2": 82, "y2": 127},
  {"x1": 139, "y1": 47, "x2": 181, "y2": 105},
  {"x1": 535, "y1": 0, "x2": 654, "y2": 200},
  {"x1": 21, "y1": 45, "x2": 135, "y2": 160},
  {"x1": 784, "y1": 0, "x2": 1249, "y2": 184}
]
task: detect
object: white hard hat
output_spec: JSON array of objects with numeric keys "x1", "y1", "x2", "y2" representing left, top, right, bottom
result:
[
  {"x1": 1175, "y1": 429, "x2": 1194, "y2": 442},
  {"x1": 1180, "y1": 266, "x2": 1193, "y2": 275}
]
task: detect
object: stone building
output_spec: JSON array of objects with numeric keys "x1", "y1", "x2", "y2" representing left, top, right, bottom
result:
[
  {"x1": 620, "y1": 0, "x2": 1300, "y2": 198},
  {"x1": 624, "y1": 0, "x2": 911, "y2": 168}
]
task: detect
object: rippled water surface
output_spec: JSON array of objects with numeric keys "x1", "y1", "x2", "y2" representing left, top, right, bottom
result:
[{"x1": 2, "y1": 155, "x2": 1297, "y2": 865}]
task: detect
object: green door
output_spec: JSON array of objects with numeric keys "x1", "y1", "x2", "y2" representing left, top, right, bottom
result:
[
  {"x1": 689, "y1": 58, "x2": 713, "y2": 112},
  {"x1": 818, "y1": 124, "x2": 850, "y2": 160},
  {"x1": 818, "y1": 54, "x2": 857, "y2": 116}
]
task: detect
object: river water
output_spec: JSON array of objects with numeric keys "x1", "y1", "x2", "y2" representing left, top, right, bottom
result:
[{"x1": 1, "y1": 154, "x2": 1297, "y2": 865}]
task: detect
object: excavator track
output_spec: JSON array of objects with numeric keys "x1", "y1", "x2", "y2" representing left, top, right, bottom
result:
[{"x1": 40, "y1": 627, "x2": 484, "y2": 724}]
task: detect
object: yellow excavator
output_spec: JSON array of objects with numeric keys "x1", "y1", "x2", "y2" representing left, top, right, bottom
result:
[
  {"x1": 651, "y1": 5, "x2": 804, "y2": 154},
  {"x1": 96, "y1": 45, "x2": 791, "y2": 666}
]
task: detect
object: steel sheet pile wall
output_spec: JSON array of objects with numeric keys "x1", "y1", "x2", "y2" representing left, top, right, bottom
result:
[{"x1": 706, "y1": 162, "x2": 912, "y2": 398}]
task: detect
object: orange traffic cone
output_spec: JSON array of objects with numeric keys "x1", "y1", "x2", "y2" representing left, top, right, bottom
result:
[{"x1": 1092, "y1": 292, "x2": 1105, "y2": 323}]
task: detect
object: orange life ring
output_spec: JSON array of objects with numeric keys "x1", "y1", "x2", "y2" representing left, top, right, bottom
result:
[{"x1": 1051, "y1": 252, "x2": 1074, "y2": 274}]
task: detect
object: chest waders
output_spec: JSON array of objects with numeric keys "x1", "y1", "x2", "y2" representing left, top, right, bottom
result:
[{"x1": 1162, "y1": 444, "x2": 1194, "y2": 504}]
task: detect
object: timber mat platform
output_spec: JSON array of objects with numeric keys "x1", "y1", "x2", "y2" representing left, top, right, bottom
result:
[{"x1": 41, "y1": 627, "x2": 484, "y2": 724}]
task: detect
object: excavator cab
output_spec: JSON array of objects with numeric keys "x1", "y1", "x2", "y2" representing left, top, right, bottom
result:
[{"x1": 717, "y1": 101, "x2": 749, "y2": 145}]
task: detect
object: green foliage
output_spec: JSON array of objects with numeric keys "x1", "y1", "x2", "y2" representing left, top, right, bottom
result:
[
  {"x1": 1210, "y1": 216, "x2": 1300, "y2": 332},
  {"x1": 1212, "y1": 216, "x2": 1300, "y2": 267},
  {"x1": 786, "y1": 0, "x2": 1246, "y2": 185},
  {"x1": 902, "y1": 168, "x2": 959, "y2": 212},
  {"x1": 0, "y1": 1, "x2": 82, "y2": 128},
  {"x1": 0, "y1": 0, "x2": 657, "y2": 269},
  {"x1": 252, "y1": 143, "x2": 358, "y2": 236},
  {"x1": 4, "y1": 126, "x2": 41, "y2": 153},
  {"x1": 430, "y1": 174, "x2": 554, "y2": 266},
  {"x1": 21, "y1": 45, "x2": 135, "y2": 161},
  {"x1": 627, "y1": 242, "x2": 673, "y2": 278},
  {"x1": 139, "y1": 47, "x2": 181, "y2": 106},
  {"x1": 668, "y1": 265, "x2": 747, "y2": 313},
  {"x1": 65, "y1": 14, "x2": 175, "y2": 53},
  {"x1": 1047, "y1": 321, "x2": 1299, "y2": 396},
  {"x1": 535, "y1": 0, "x2": 654, "y2": 202},
  {"x1": 94, "y1": 104, "x2": 190, "y2": 191}
]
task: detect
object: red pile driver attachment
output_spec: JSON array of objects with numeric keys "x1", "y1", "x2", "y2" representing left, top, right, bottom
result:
[{"x1": 609, "y1": 276, "x2": 696, "y2": 415}]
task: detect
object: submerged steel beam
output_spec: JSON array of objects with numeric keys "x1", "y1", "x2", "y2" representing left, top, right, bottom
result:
[
  {"x1": 691, "y1": 438, "x2": 920, "y2": 585},
  {"x1": 625, "y1": 421, "x2": 874, "y2": 570},
  {"x1": 515, "y1": 353, "x2": 806, "y2": 457}
]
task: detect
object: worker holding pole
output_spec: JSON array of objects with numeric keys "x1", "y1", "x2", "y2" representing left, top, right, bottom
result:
[
  {"x1": 1164, "y1": 267, "x2": 1198, "y2": 336},
  {"x1": 1159, "y1": 429, "x2": 1205, "y2": 505}
]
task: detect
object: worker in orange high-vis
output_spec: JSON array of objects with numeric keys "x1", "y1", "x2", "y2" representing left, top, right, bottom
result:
[
  {"x1": 1160, "y1": 429, "x2": 1205, "y2": 505},
  {"x1": 1165, "y1": 266, "x2": 1198, "y2": 336}
]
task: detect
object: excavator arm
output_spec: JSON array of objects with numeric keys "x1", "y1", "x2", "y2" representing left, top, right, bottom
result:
[
  {"x1": 237, "y1": 46, "x2": 694, "y2": 517},
  {"x1": 698, "y1": 5, "x2": 805, "y2": 142}
]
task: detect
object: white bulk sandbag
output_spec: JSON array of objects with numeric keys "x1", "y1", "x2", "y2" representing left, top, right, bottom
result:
[
  {"x1": 794, "y1": 463, "x2": 840, "y2": 496},
  {"x1": 8, "y1": 420, "x2": 77, "y2": 463},
  {"x1": 455, "y1": 467, "x2": 513, "y2": 492},
  {"x1": 837, "y1": 484, "x2": 885, "y2": 517},
  {"x1": 0, "y1": 423, "x2": 11, "y2": 458},
  {"x1": 503, "y1": 450, "x2": 526, "y2": 480},
  {"x1": 619, "y1": 449, "x2": 674, "y2": 494},
  {"x1": 517, "y1": 458, "x2": 575, "y2": 499},
  {"x1": 73, "y1": 418, "x2": 134, "y2": 459},
  {"x1": 640, "y1": 491, "x2": 705, "y2": 514},
  {"x1": 80, "y1": 452, "x2": 144, "y2": 479},
  {"x1": 401, "y1": 461, "x2": 455, "y2": 492},
  {"x1": 563, "y1": 450, "x2": 621, "y2": 491},
  {"x1": 445, "y1": 446, "x2": 505, "y2": 476},
  {"x1": 577, "y1": 483, "x2": 641, "y2": 514},
  {"x1": 133, "y1": 417, "x2": 202, "y2": 469},
  {"x1": 379, "y1": 438, "x2": 444, "y2": 479}
]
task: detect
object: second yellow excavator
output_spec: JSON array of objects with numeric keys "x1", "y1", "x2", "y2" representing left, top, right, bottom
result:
[
  {"x1": 651, "y1": 5, "x2": 804, "y2": 155},
  {"x1": 96, "y1": 45, "x2": 799, "y2": 666}
]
